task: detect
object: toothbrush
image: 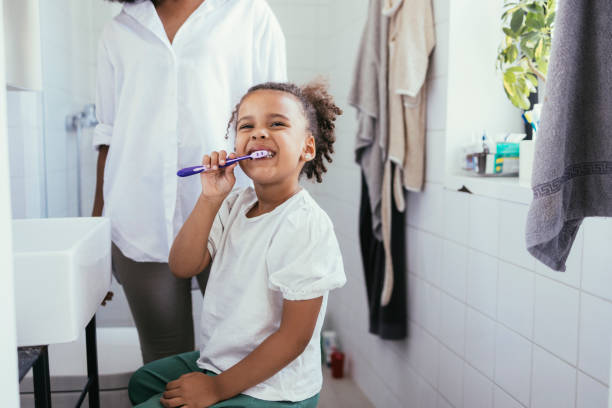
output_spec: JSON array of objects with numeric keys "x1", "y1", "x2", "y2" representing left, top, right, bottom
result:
[{"x1": 177, "y1": 150, "x2": 272, "y2": 177}]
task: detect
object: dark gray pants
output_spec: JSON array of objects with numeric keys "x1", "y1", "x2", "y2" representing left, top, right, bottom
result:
[{"x1": 112, "y1": 244, "x2": 208, "y2": 364}]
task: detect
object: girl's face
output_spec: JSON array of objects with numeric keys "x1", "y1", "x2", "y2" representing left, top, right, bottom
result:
[{"x1": 234, "y1": 90, "x2": 315, "y2": 186}]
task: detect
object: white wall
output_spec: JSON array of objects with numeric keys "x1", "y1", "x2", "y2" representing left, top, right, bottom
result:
[
  {"x1": 266, "y1": 0, "x2": 612, "y2": 407},
  {"x1": 445, "y1": 0, "x2": 524, "y2": 174},
  {"x1": 6, "y1": 90, "x2": 45, "y2": 218},
  {"x1": 0, "y1": 2, "x2": 22, "y2": 405},
  {"x1": 38, "y1": 0, "x2": 119, "y2": 218}
]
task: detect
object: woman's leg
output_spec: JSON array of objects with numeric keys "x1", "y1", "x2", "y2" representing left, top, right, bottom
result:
[
  {"x1": 129, "y1": 351, "x2": 201, "y2": 406},
  {"x1": 112, "y1": 244, "x2": 195, "y2": 363}
]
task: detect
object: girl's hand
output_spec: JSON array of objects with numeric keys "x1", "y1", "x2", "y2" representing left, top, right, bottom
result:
[
  {"x1": 199, "y1": 150, "x2": 237, "y2": 202},
  {"x1": 160, "y1": 372, "x2": 222, "y2": 408}
]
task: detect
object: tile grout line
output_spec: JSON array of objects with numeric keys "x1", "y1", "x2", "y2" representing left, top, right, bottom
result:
[
  {"x1": 408, "y1": 273, "x2": 610, "y2": 390},
  {"x1": 405, "y1": 222, "x2": 612, "y2": 309}
]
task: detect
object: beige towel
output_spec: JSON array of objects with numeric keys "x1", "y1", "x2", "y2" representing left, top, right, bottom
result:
[
  {"x1": 385, "y1": 0, "x2": 435, "y2": 195},
  {"x1": 380, "y1": 0, "x2": 435, "y2": 306}
]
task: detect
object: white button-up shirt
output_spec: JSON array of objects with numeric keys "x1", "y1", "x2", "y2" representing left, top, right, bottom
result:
[{"x1": 93, "y1": 0, "x2": 287, "y2": 262}]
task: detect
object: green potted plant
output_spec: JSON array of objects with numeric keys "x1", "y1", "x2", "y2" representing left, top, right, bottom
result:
[{"x1": 497, "y1": 0, "x2": 556, "y2": 110}]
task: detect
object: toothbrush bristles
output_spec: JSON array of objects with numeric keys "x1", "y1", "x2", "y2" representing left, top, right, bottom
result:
[{"x1": 251, "y1": 150, "x2": 273, "y2": 159}]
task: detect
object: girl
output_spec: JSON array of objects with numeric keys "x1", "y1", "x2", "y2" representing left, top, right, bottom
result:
[
  {"x1": 128, "y1": 81, "x2": 346, "y2": 407},
  {"x1": 94, "y1": 0, "x2": 286, "y2": 364}
]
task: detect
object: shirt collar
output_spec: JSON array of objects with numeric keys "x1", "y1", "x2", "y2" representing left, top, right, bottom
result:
[
  {"x1": 122, "y1": 0, "x2": 166, "y2": 44},
  {"x1": 122, "y1": 0, "x2": 230, "y2": 45}
]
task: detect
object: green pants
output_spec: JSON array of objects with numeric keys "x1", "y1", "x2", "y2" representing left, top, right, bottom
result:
[{"x1": 129, "y1": 351, "x2": 320, "y2": 407}]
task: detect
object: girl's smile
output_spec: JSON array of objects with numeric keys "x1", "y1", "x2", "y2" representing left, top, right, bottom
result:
[{"x1": 234, "y1": 90, "x2": 315, "y2": 187}]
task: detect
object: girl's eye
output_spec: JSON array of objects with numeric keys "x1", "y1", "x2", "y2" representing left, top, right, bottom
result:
[
  {"x1": 271, "y1": 122, "x2": 286, "y2": 127},
  {"x1": 238, "y1": 124, "x2": 253, "y2": 130}
]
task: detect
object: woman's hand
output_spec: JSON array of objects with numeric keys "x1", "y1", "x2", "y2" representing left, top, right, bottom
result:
[
  {"x1": 199, "y1": 150, "x2": 237, "y2": 202},
  {"x1": 160, "y1": 372, "x2": 222, "y2": 408}
]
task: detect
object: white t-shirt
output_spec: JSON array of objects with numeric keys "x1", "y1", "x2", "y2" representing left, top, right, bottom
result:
[
  {"x1": 198, "y1": 187, "x2": 346, "y2": 401},
  {"x1": 93, "y1": 0, "x2": 287, "y2": 262}
]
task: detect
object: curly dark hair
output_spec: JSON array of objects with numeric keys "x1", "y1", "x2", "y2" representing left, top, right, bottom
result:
[{"x1": 226, "y1": 81, "x2": 342, "y2": 183}]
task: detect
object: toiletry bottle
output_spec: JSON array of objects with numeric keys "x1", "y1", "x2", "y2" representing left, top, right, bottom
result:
[
  {"x1": 477, "y1": 132, "x2": 489, "y2": 174},
  {"x1": 481, "y1": 132, "x2": 490, "y2": 154}
]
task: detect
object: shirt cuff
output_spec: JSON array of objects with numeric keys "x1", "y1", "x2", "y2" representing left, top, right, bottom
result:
[{"x1": 93, "y1": 123, "x2": 113, "y2": 150}]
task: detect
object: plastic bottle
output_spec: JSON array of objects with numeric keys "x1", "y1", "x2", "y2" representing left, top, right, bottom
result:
[{"x1": 331, "y1": 349, "x2": 345, "y2": 378}]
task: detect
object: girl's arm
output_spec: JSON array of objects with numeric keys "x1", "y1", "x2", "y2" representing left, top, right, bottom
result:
[
  {"x1": 169, "y1": 150, "x2": 237, "y2": 278},
  {"x1": 214, "y1": 297, "x2": 323, "y2": 399},
  {"x1": 168, "y1": 195, "x2": 222, "y2": 278}
]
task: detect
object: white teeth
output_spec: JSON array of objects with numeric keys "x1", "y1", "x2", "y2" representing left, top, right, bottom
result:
[{"x1": 251, "y1": 150, "x2": 274, "y2": 157}]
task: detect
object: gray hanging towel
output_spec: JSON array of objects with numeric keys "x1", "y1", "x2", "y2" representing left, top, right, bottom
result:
[
  {"x1": 526, "y1": 0, "x2": 612, "y2": 271},
  {"x1": 349, "y1": 0, "x2": 389, "y2": 240}
]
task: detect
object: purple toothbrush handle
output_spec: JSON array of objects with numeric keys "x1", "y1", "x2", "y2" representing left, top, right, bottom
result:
[
  {"x1": 221, "y1": 156, "x2": 244, "y2": 167},
  {"x1": 177, "y1": 166, "x2": 206, "y2": 177},
  {"x1": 176, "y1": 155, "x2": 249, "y2": 177}
]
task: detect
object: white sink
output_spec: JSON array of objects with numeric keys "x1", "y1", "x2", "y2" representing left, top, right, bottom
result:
[{"x1": 12, "y1": 217, "x2": 111, "y2": 347}]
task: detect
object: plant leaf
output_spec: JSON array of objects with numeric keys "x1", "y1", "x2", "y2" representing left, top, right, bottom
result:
[
  {"x1": 503, "y1": 27, "x2": 518, "y2": 38},
  {"x1": 526, "y1": 73, "x2": 538, "y2": 87},
  {"x1": 519, "y1": 76, "x2": 531, "y2": 94},
  {"x1": 525, "y1": 12, "x2": 542, "y2": 30},
  {"x1": 510, "y1": 9, "x2": 525, "y2": 33},
  {"x1": 526, "y1": 3, "x2": 542, "y2": 13},
  {"x1": 520, "y1": 38, "x2": 536, "y2": 59},
  {"x1": 539, "y1": 59, "x2": 549, "y2": 77},
  {"x1": 510, "y1": 84, "x2": 528, "y2": 109},
  {"x1": 508, "y1": 44, "x2": 519, "y2": 62},
  {"x1": 504, "y1": 69, "x2": 517, "y2": 85},
  {"x1": 519, "y1": 92, "x2": 531, "y2": 110},
  {"x1": 535, "y1": 39, "x2": 544, "y2": 60},
  {"x1": 523, "y1": 31, "x2": 540, "y2": 42},
  {"x1": 507, "y1": 66, "x2": 524, "y2": 75}
]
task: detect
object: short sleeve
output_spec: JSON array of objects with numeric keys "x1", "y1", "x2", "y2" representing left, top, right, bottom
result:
[
  {"x1": 267, "y1": 207, "x2": 346, "y2": 300},
  {"x1": 207, "y1": 190, "x2": 242, "y2": 260},
  {"x1": 93, "y1": 35, "x2": 115, "y2": 150},
  {"x1": 254, "y1": 3, "x2": 287, "y2": 83}
]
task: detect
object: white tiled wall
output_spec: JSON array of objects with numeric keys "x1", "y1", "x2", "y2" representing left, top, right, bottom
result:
[
  {"x1": 265, "y1": 0, "x2": 612, "y2": 407},
  {"x1": 7, "y1": 0, "x2": 120, "y2": 219},
  {"x1": 6, "y1": 90, "x2": 44, "y2": 218},
  {"x1": 41, "y1": 0, "x2": 119, "y2": 217}
]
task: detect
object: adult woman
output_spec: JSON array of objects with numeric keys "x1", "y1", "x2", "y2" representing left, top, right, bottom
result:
[{"x1": 93, "y1": 0, "x2": 286, "y2": 363}]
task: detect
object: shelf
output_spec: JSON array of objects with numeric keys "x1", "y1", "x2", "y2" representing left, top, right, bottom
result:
[{"x1": 445, "y1": 172, "x2": 533, "y2": 204}]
